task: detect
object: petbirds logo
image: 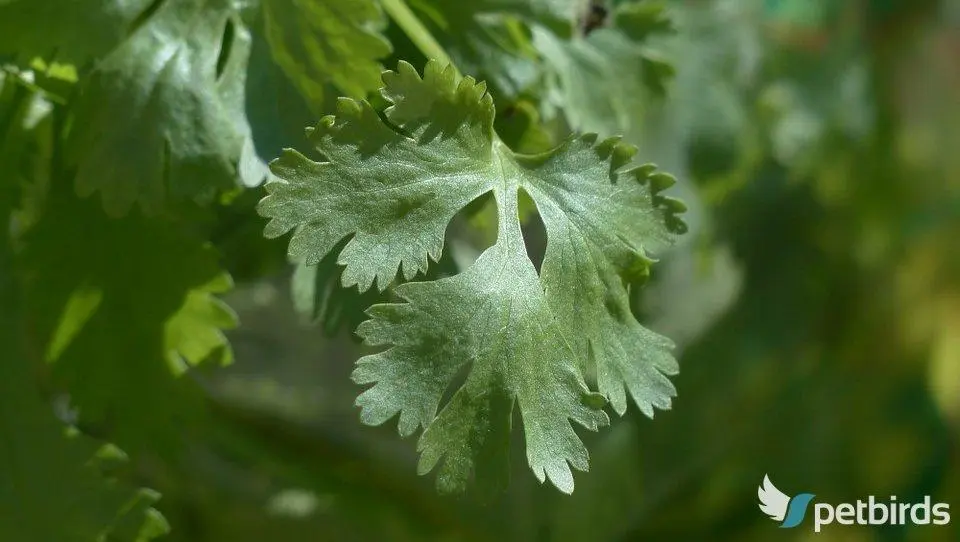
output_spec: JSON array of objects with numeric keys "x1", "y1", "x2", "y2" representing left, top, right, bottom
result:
[
  {"x1": 758, "y1": 475, "x2": 816, "y2": 529},
  {"x1": 758, "y1": 474, "x2": 952, "y2": 533}
]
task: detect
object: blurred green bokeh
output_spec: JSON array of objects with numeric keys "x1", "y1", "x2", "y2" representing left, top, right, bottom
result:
[{"x1": 6, "y1": 0, "x2": 956, "y2": 540}]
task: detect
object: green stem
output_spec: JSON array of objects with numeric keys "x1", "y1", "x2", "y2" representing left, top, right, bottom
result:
[{"x1": 381, "y1": 0, "x2": 459, "y2": 76}]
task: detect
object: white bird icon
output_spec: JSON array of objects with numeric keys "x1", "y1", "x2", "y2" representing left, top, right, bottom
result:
[{"x1": 758, "y1": 474, "x2": 791, "y2": 522}]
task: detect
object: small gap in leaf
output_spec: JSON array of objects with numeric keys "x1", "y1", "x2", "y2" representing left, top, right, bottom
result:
[
  {"x1": 437, "y1": 359, "x2": 472, "y2": 412},
  {"x1": 216, "y1": 18, "x2": 236, "y2": 81},
  {"x1": 518, "y1": 188, "x2": 547, "y2": 273},
  {"x1": 443, "y1": 191, "x2": 498, "y2": 269},
  {"x1": 125, "y1": 0, "x2": 167, "y2": 38},
  {"x1": 459, "y1": 191, "x2": 495, "y2": 220}
]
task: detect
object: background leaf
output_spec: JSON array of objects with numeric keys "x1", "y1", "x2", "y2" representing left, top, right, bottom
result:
[
  {"x1": 0, "y1": 0, "x2": 153, "y2": 64},
  {"x1": 67, "y1": 0, "x2": 265, "y2": 217},
  {"x1": 0, "y1": 94, "x2": 166, "y2": 540},
  {"x1": 22, "y1": 180, "x2": 237, "y2": 452},
  {"x1": 261, "y1": 0, "x2": 392, "y2": 109}
]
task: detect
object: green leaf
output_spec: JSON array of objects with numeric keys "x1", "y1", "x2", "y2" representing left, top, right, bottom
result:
[
  {"x1": 0, "y1": 163, "x2": 166, "y2": 541},
  {"x1": 290, "y1": 232, "x2": 461, "y2": 337},
  {"x1": 259, "y1": 60, "x2": 684, "y2": 493},
  {"x1": 408, "y1": 0, "x2": 549, "y2": 97},
  {"x1": 290, "y1": 238, "x2": 389, "y2": 337},
  {"x1": 261, "y1": 0, "x2": 392, "y2": 109},
  {"x1": 411, "y1": 1, "x2": 674, "y2": 129},
  {"x1": 0, "y1": 0, "x2": 153, "y2": 64},
  {"x1": 22, "y1": 182, "x2": 237, "y2": 451},
  {"x1": 67, "y1": 0, "x2": 265, "y2": 217},
  {"x1": 535, "y1": 1, "x2": 675, "y2": 135},
  {"x1": 495, "y1": 99, "x2": 559, "y2": 154}
]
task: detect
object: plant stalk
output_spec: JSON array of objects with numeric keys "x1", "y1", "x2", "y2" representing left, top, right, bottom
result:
[{"x1": 380, "y1": 0, "x2": 460, "y2": 76}]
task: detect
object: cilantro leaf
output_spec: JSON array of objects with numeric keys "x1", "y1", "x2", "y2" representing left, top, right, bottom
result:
[
  {"x1": 22, "y1": 182, "x2": 237, "y2": 451},
  {"x1": 410, "y1": 0, "x2": 673, "y2": 124},
  {"x1": 261, "y1": 0, "x2": 392, "y2": 109},
  {"x1": 67, "y1": 0, "x2": 265, "y2": 217},
  {"x1": 407, "y1": 0, "x2": 547, "y2": 97},
  {"x1": 535, "y1": 1, "x2": 675, "y2": 135},
  {"x1": 290, "y1": 236, "x2": 461, "y2": 337},
  {"x1": 0, "y1": 0, "x2": 153, "y2": 64},
  {"x1": 259, "y1": 60, "x2": 684, "y2": 493},
  {"x1": 290, "y1": 241, "x2": 389, "y2": 337}
]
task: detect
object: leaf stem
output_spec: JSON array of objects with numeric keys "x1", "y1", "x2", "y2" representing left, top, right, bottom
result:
[{"x1": 380, "y1": 0, "x2": 459, "y2": 76}]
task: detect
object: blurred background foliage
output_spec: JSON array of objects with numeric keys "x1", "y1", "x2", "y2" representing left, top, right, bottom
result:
[{"x1": 2, "y1": 0, "x2": 959, "y2": 540}]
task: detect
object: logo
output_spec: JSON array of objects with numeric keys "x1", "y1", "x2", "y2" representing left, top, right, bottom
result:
[
  {"x1": 758, "y1": 474, "x2": 951, "y2": 533},
  {"x1": 758, "y1": 475, "x2": 816, "y2": 528}
]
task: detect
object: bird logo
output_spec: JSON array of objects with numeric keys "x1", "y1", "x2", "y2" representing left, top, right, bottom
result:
[{"x1": 758, "y1": 474, "x2": 817, "y2": 528}]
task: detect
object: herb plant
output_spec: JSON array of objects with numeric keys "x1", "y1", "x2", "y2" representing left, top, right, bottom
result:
[{"x1": 0, "y1": 0, "x2": 686, "y2": 536}]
